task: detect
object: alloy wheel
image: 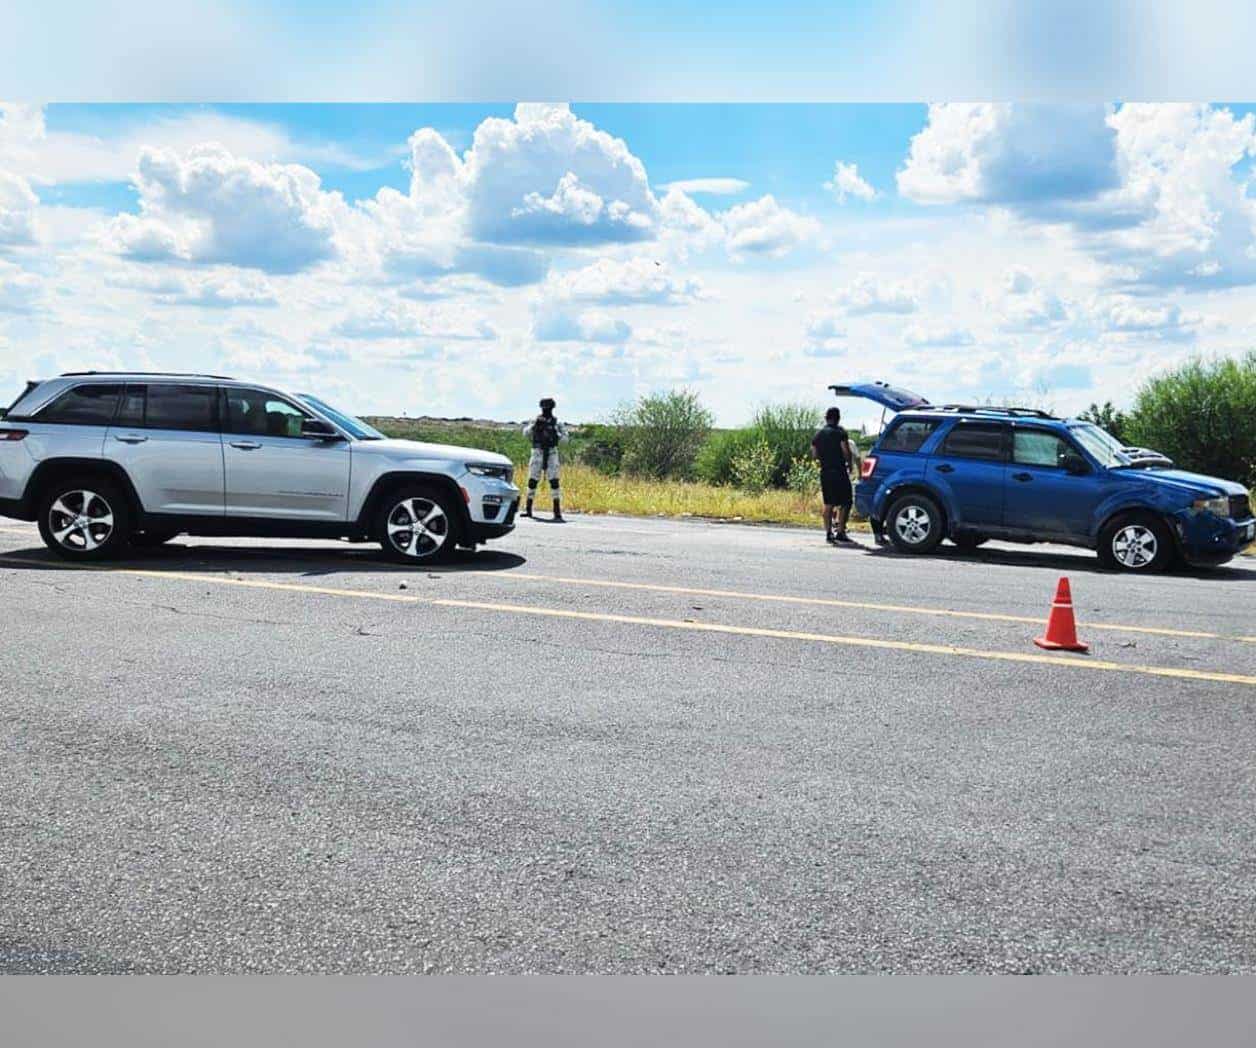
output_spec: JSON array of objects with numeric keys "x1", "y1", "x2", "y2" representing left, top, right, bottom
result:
[
  {"x1": 894, "y1": 504, "x2": 932, "y2": 546},
  {"x1": 48, "y1": 489, "x2": 115, "y2": 552},
  {"x1": 1112, "y1": 523, "x2": 1157, "y2": 569},
  {"x1": 385, "y1": 497, "x2": 449, "y2": 559}
]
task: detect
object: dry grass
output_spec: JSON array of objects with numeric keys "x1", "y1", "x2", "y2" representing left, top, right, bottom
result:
[{"x1": 548, "y1": 462, "x2": 863, "y2": 529}]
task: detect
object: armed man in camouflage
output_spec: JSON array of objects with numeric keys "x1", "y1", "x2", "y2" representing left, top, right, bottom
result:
[{"x1": 521, "y1": 396, "x2": 569, "y2": 522}]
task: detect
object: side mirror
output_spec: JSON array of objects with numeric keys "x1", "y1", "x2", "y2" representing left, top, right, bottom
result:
[
  {"x1": 1062, "y1": 453, "x2": 1089, "y2": 475},
  {"x1": 301, "y1": 418, "x2": 341, "y2": 440}
]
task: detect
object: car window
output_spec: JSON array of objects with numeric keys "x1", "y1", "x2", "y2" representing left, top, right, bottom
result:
[
  {"x1": 116, "y1": 385, "x2": 146, "y2": 427},
  {"x1": 144, "y1": 384, "x2": 218, "y2": 432},
  {"x1": 939, "y1": 423, "x2": 1005, "y2": 461},
  {"x1": 37, "y1": 383, "x2": 122, "y2": 425},
  {"x1": 1013, "y1": 430, "x2": 1073, "y2": 468},
  {"x1": 880, "y1": 418, "x2": 939, "y2": 453},
  {"x1": 223, "y1": 387, "x2": 313, "y2": 438}
]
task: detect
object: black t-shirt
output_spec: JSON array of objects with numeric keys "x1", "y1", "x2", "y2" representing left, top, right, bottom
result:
[{"x1": 812, "y1": 424, "x2": 849, "y2": 471}]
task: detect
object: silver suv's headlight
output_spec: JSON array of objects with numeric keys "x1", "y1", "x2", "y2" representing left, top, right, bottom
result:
[
  {"x1": 1193, "y1": 496, "x2": 1230, "y2": 517},
  {"x1": 466, "y1": 462, "x2": 513, "y2": 482}
]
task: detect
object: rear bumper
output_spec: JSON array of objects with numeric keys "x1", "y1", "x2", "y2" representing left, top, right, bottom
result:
[{"x1": 0, "y1": 495, "x2": 33, "y2": 521}]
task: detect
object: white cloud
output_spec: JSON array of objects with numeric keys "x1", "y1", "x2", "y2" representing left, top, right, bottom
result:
[
  {"x1": 107, "y1": 144, "x2": 345, "y2": 274},
  {"x1": 825, "y1": 161, "x2": 876, "y2": 203},
  {"x1": 904, "y1": 323, "x2": 975, "y2": 348},
  {"x1": 409, "y1": 103, "x2": 659, "y2": 248},
  {"x1": 543, "y1": 257, "x2": 707, "y2": 306},
  {"x1": 898, "y1": 103, "x2": 1119, "y2": 207},
  {"x1": 805, "y1": 312, "x2": 845, "y2": 340},
  {"x1": 0, "y1": 260, "x2": 42, "y2": 312},
  {"x1": 720, "y1": 194, "x2": 820, "y2": 258},
  {"x1": 156, "y1": 272, "x2": 279, "y2": 309},
  {"x1": 0, "y1": 170, "x2": 38, "y2": 247},
  {"x1": 331, "y1": 300, "x2": 496, "y2": 341},
  {"x1": 532, "y1": 303, "x2": 631, "y2": 344},
  {"x1": 658, "y1": 178, "x2": 749, "y2": 196},
  {"x1": 833, "y1": 273, "x2": 918, "y2": 315},
  {"x1": 1095, "y1": 296, "x2": 1198, "y2": 341}
]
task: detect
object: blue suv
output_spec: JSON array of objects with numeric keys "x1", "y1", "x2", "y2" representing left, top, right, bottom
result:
[{"x1": 834, "y1": 382, "x2": 1255, "y2": 573}]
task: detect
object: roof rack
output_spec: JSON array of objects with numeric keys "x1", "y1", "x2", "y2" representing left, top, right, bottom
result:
[
  {"x1": 924, "y1": 404, "x2": 1057, "y2": 420},
  {"x1": 59, "y1": 371, "x2": 236, "y2": 380}
]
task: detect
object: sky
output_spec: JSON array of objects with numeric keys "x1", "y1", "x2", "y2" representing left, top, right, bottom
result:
[{"x1": 3, "y1": 100, "x2": 1256, "y2": 429}]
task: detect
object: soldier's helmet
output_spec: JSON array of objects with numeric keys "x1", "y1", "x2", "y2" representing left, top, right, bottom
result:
[{"x1": 539, "y1": 397, "x2": 556, "y2": 410}]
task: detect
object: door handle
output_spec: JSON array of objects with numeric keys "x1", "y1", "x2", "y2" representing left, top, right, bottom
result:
[
  {"x1": 230, "y1": 440, "x2": 262, "y2": 450},
  {"x1": 1012, "y1": 472, "x2": 1033, "y2": 482},
  {"x1": 935, "y1": 463, "x2": 954, "y2": 473},
  {"x1": 114, "y1": 434, "x2": 147, "y2": 444}
]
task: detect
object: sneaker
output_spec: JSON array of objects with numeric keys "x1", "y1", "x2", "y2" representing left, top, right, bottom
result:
[{"x1": 833, "y1": 531, "x2": 853, "y2": 543}]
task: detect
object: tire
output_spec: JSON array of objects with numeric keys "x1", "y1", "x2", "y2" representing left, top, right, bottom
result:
[
  {"x1": 37, "y1": 475, "x2": 132, "y2": 561},
  {"x1": 885, "y1": 492, "x2": 945, "y2": 554},
  {"x1": 375, "y1": 484, "x2": 460, "y2": 564},
  {"x1": 130, "y1": 530, "x2": 180, "y2": 548},
  {"x1": 953, "y1": 532, "x2": 989, "y2": 551},
  {"x1": 1097, "y1": 512, "x2": 1174, "y2": 573}
]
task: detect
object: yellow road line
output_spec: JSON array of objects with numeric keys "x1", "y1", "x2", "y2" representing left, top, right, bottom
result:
[
  {"x1": 498, "y1": 572, "x2": 1254, "y2": 645},
  {"x1": 39, "y1": 564, "x2": 1256, "y2": 688}
]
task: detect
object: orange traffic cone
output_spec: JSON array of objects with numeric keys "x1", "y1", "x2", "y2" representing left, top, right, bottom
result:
[{"x1": 1034, "y1": 576, "x2": 1089, "y2": 652}]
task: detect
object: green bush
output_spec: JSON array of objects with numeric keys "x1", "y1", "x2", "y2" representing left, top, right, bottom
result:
[
  {"x1": 613, "y1": 389, "x2": 714, "y2": 480},
  {"x1": 576, "y1": 423, "x2": 626, "y2": 475},
  {"x1": 695, "y1": 428, "x2": 761, "y2": 486},
  {"x1": 1077, "y1": 401, "x2": 1131, "y2": 444},
  {"x1": 1125, "y1": 351, "x2": 1256, "y2": 486},
  {"x1": 786, "y1": 454, "x2": 821, "y2": 496},
  {"x1": 751, "y1": 403, "x2": 821, "y2": 487},
  {"x1": 731, "y1": 441, "x2": 776, "y2": 494}
]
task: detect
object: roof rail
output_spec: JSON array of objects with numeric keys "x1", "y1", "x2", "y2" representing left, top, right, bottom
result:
[
  {"x1": 927, "y1": 404, "x2": 1056, "y2": 420},
  {"x1": 59, "y1": 370, "x2": 236, "y2": 380}
]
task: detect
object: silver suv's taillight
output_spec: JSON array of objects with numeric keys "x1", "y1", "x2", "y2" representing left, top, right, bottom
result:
[{"x1": 0, "y1": 428, "x2": 29, "y2": 441}]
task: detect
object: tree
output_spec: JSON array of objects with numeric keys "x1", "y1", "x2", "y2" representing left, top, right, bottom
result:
[
  {"x1": 1125, "y1": 352, "x2": 1256, "y2": 486},
  {"x1": 614, "y1": 389, "x2": 714, "y2": 480},
  {"x1": 1076, "y1": 401, "x2": 1131, "y2": 444}
]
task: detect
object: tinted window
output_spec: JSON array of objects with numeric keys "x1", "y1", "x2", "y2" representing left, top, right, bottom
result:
[
  {"x1": 144, "y1": 384, "x2": 218, "y2": 432},
  {"x1": 223, "y1": 387, "x2": 313, "y2": 437},
  {"x1": 940, "y1": 423, "x2": 1005, "y2": 461},
  {"x1": 880, "y1": 418, "x2": 940, "y2": 453},
  {"x1": 1013, "y1": 430, "x2": 1073, "y2": 468},
  {"x1": 38, "y1": 384, "x2": 122, "y2": 425},
  {"x1": 116, "y1": 385, "x2": 146, "y2": 426}
]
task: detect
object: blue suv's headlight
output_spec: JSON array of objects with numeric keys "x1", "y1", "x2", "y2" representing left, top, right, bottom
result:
[{"x1": 1193, "y1": 496, "x2": 1230, "y2": 518}]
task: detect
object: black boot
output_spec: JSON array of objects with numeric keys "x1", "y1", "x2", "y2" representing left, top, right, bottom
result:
[
  {"x1": 552, "y1": 499, "x2": 565, "y2": 523},
  {"x1": 521, "y1": 496, "x2": 534, "y2": 518}
]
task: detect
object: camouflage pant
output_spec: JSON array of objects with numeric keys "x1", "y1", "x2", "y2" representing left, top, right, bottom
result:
[{"x1": 527, "y1": 447, "x2": 561, "y2": 500}]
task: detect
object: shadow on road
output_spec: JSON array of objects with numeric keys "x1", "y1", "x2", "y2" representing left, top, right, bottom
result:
[
  {"x1": 0, "y1": 542, "x2": 527, "y2": 577},
  {"x1": 854, "y1": 538, "x2": 1255, "y2": 582}
]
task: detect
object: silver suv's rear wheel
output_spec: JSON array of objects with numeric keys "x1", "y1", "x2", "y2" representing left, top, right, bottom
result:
[
  {"x1": 37, "y1": 477, "x2": 131, "y2": 561},
  {"x1": 376, "y1": 485, "x2": 459, "y2": 563}
]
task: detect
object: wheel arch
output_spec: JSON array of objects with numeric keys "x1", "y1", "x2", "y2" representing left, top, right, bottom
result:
[
  {"x1": 357, "y1": 471, "x2": 471, "y2": 539},
  {"x1": 25, "y1": 458, "x2": 144, "y2": 519},
  {"x1": 1096, "y1": 504, "x2": 1185, "y2": 559}
]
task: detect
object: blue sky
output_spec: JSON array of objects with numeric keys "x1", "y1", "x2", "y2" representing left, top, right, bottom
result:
[{"x1": 3, "y1": 100, "x2": 1256, "y2": 428}]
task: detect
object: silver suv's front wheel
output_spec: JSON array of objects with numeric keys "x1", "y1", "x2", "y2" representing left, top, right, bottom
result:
[
  {"x1": 376, "y1": 485, "x2": 459, "y2": 564},
  {"x1": 37, "y1": 476, "x2": 132, "y2": 561}
]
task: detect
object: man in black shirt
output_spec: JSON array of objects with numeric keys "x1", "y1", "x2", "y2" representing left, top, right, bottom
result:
[{"x1": 811, "y1": 406, "x2": 855, "y2": 543}]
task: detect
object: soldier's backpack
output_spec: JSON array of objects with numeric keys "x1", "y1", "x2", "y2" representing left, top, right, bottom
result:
[{"x1": 532, "y1": 416, "x2": 560, "y2": 450}]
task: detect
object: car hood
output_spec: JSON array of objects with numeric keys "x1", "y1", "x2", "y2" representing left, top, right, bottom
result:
[
  {"x1": 1127, "y1": 467, "x2": 1248, "y2": 498},
  {"x1": 353, "y1": 438, "x2": 513, "y2": 467}
]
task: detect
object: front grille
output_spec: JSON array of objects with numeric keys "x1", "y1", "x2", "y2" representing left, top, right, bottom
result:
[
  {"x1": 481, "y1": 500, "x2": 501, "y2": 521},
  {"x1": 1230, "y1": 494, "x2": 1251, "y2": 520}
]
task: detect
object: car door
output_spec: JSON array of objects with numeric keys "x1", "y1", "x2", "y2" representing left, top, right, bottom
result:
[
  {"x1": 220, "y1": 387, "x2": 351, "y2": 521},
  {"x1": 926, "y1": 421, "x2": 1008, "y2": 528},
  {"x1": 1004, "y1": 426, "x2": 1105, "y2": 540},
  {"x1": 106, "y1": 383, "x2": 225, "y2": 516}
]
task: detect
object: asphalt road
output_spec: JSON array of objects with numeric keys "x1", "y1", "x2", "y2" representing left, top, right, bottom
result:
[{"x1": 1, "y1": 513, "x2": 1254, "y2": 973}]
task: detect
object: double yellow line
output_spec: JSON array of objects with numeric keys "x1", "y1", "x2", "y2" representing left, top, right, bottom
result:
[{"x1": 68, "y1": 565, "x2": 1256, "y2": 688}]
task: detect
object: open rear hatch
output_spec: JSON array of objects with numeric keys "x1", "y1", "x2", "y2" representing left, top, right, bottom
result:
[{"x1": 828, "y1": 381, "x2": 930, "y2": 412}]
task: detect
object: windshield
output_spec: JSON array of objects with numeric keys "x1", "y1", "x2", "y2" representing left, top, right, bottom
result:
[
  {"x1": 297, "y1": 394, "x2": 384, "y2": 440},
  {"x1": 1069, "y1": 422, "x2": 1132, "y2": 468}
]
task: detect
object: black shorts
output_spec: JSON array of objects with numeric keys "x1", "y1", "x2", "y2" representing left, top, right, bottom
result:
[{"x1": 820, "y1": 468, "x2": 852, "y2": 508}]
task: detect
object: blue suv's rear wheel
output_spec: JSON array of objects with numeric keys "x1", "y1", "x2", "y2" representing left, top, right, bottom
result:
[{"x1": 885, "y1": 492, "x2": 944, "y2": 554}]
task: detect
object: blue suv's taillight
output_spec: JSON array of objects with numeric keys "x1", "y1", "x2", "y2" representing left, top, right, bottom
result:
[{"x1": 860, "y1": 456, "x2": 877, "y2": 480}]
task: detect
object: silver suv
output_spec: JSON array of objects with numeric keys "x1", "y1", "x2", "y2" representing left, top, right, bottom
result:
[{"x1": 0, "y1": 372, "x2": 519, "y2": 563}]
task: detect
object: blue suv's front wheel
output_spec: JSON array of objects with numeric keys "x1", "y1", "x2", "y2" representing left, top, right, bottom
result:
[{"x1": 1097, "y1": 512, "x2": 1174, "y2": 573}]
